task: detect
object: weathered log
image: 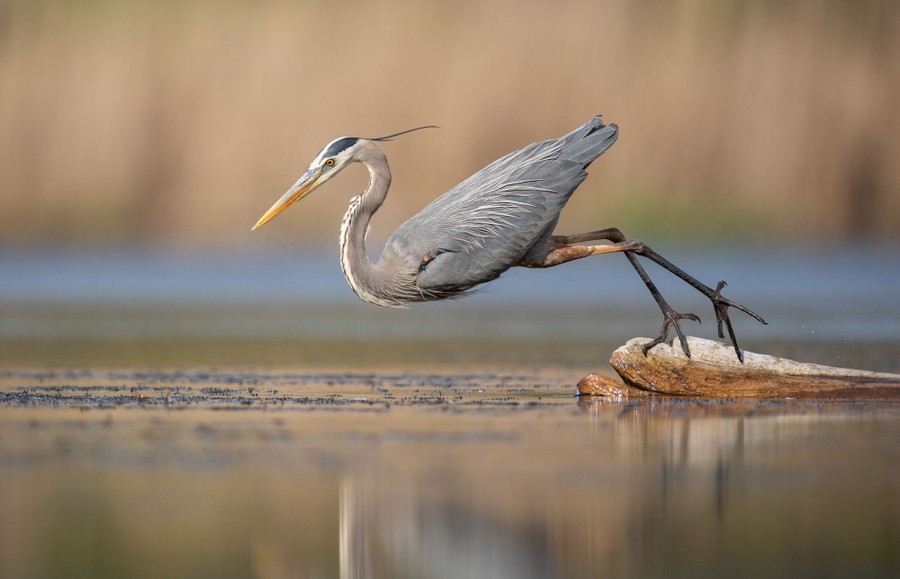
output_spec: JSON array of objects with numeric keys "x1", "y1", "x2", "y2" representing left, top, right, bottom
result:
[
  {"x1": 576, "y1": 372, "x2": 649, "y2": 399},
  {"x1": 602, "y1": 336, "x2": 900, "y2": 398}
]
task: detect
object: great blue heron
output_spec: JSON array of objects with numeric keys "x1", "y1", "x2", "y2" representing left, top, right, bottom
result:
[{"x1": 252, "y1": 116, "x2": 766, "y2": 361}]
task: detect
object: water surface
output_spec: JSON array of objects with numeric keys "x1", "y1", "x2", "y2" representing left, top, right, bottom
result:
[
  {"x1": 2, "y1": 371, "x2": 898, "y2": 578},
  {"x1": 2, "y1": 246, "x2": 898, "y2": 370},
  {"x1": 1, "y1": 247, "x2": 898, "y2": 577}
]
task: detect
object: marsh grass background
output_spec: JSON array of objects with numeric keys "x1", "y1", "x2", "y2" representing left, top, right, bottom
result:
[{"x1": 1, "y1": 0, "x2": 898, "y2": 249}]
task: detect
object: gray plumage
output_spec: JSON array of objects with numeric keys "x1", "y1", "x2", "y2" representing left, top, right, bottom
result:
[
  {"x1": 252, "y1": 115, "x2": 766, "y2": 361},
  {"x1": 382, "y1": 117, "x2": 617, "y2": 301}
]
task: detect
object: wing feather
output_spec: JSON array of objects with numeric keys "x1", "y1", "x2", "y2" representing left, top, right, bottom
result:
[{"x1": 382, "y1": 117, "x2": 618, "y2": 294}]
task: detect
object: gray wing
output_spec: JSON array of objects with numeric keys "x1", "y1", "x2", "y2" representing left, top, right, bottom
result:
[{"x1": 383, "y1": 116, "x2": 618, "y2": 294}]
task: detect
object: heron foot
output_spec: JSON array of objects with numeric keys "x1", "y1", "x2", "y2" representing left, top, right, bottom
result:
[
  {"x1": 641, "y1": 308, "x2": 702, "y2": 358},
  {"x1": 544, "y1": 228, "x2": 767, "y2": 363},
  {"x1": 708, "y1": 281, "x2": 768, "y2": 363}
]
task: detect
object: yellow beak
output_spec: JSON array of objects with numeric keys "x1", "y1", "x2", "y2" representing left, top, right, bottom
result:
[{"x1": 251, "y1": 169, "x2": 322, "y2": 231}]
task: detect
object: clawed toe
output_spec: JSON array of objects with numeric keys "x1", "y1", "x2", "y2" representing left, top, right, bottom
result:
[
  {"x1": 642, "y1": 309, "x2": 702, "y2": 358},
  {"x1": 711, "y1": 280, "x2": 767, "y2": 363},
  {"x1": 640, "y1": 280, "x2": 767, "y2": 364},
  {"x1": 594, "y1": 236, "x2": 767, "y2": 364}
]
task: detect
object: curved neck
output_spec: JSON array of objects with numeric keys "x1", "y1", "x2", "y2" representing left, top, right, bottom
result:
[{"x1": 338, "y1": 142, "x2": 397, "y2": 306}]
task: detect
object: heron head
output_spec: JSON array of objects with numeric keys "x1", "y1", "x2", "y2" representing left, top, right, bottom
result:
[
  {"x1": 252, "y1": 125, "x2": 438, "y2": 231},
  {"x1": 251, "y1": 136, "x2": 361, "y2": 231}
]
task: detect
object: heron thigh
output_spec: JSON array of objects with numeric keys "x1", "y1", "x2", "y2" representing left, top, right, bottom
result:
[{"x1": 518, "y1": 240, "x2": 642, "y2": 268}]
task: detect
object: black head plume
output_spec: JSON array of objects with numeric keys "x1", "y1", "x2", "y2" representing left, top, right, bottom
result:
[
  {"x1": 321, "y1": 137, "x2": 360, "y2": 158},
  {"x1": 368, "y1": 125, "x2": 439, "y2": 142}
]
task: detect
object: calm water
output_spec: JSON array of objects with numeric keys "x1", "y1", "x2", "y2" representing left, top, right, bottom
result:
[
  {"x1": 1, "y1": 247, "x2": 899, "y2": 577},
  {"x1": 1, "y1": 246, "x2": 898, "y2": 369}
]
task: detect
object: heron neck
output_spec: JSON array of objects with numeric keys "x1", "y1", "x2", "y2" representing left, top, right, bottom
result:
[{"x1": 338, "y1": 153, "x2": 396, "y2": 307}]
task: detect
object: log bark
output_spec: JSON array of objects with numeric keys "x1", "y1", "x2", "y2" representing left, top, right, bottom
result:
[
  {"x1": 604, "y1": 336, "x2": 900, "y2": 398},
  {"x1": 576, "y1": 373, "x2": 649, "y2": 399}
]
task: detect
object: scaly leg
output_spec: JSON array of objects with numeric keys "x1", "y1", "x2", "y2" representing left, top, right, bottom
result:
[{"x1": 525, "y1": 228, "x2": 767, "y2": 361}]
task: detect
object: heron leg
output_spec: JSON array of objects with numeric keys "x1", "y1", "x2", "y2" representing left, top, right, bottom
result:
[{"x1": 542, "y1": 228, "x2": 766, "y2": 361}]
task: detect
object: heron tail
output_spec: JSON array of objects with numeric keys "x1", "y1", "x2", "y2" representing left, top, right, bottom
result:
[{"x1": 561, "y1": 116, "x2": 619, "y2": 168}]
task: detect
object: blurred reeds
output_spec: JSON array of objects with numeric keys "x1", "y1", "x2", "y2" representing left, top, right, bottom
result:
[{"x1": 1, "y1": 0, "x2": 898, "y2": 248}]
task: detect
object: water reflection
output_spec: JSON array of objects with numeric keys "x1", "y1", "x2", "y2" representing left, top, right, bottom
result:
[
  {"x1": 339, "y1": 477, "x2": 556, "y2": 579},
  {"x1": 1, "y1": 370, "x2": 898, "y2": 577},
  {"x1": 25, "y1": 396, "x2": 877, "y2": 578}
]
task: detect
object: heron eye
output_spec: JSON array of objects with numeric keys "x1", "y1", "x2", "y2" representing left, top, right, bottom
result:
[{"x1": 324, "y1": 158, "x2": 335, "y2": 167}]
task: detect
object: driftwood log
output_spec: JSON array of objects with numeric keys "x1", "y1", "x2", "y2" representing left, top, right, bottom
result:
[{"x1": 578, "y1": 336, "x2": 900, "y2": 399}]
